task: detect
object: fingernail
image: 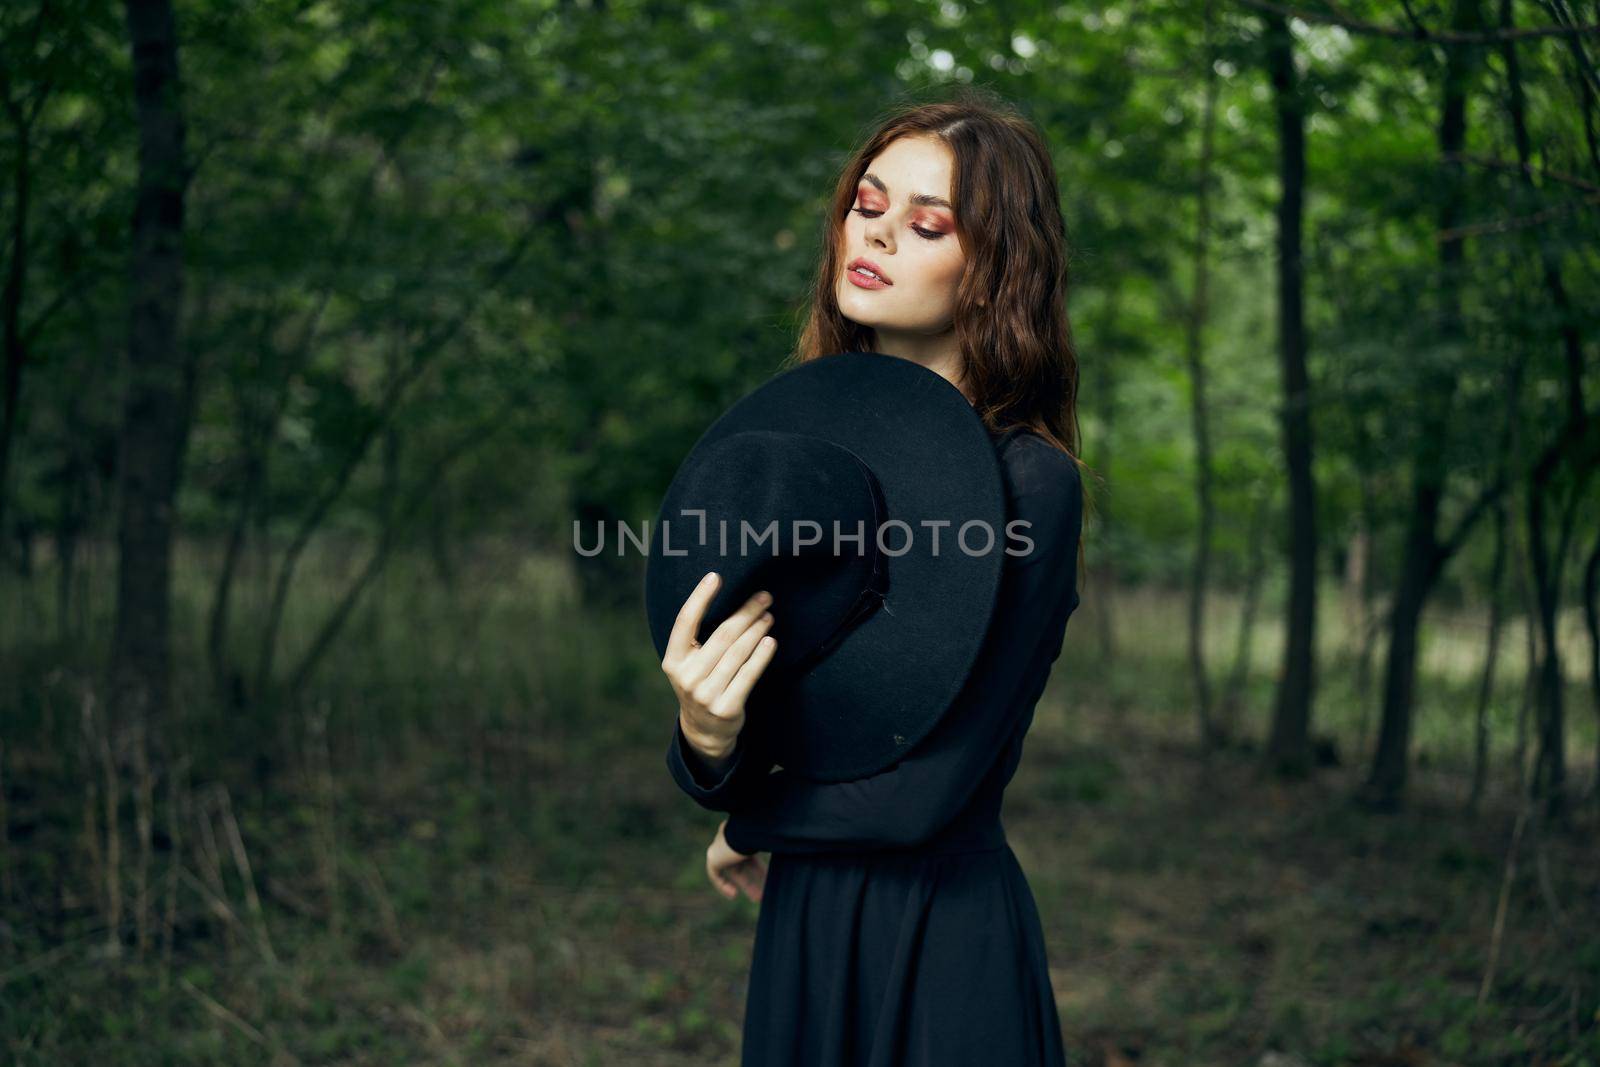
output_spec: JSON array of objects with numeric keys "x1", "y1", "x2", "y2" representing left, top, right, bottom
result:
[{"x1": 757, "y1": 590, "x2": 771, "y2": 605}]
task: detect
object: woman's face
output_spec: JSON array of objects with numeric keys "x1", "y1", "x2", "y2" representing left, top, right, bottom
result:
[{"x1": 836, "y1": 135, "x2": 966, "y2": 338}]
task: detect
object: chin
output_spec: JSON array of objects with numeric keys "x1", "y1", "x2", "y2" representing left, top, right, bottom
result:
[{"x1": 838, "y1": 289, "x2": 887, "y2": 324}]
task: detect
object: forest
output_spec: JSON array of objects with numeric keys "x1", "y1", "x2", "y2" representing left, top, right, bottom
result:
[{"x1": 1, "y1": 0, "x2": 1597, "y2": 1063}]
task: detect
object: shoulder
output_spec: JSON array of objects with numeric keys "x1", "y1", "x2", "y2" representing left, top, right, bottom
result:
[
  {"x1": 999, "y1": 432, "x2": 1083, "y2": 565},
  {"x1": 999, "y1": 431, "x2": 1082, "y2": 508}
]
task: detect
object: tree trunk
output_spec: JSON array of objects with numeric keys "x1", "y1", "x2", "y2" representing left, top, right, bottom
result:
[
  {"x1": 1344, "y1": 525, "x2": 1374, "y2": 757},
  {"x1": 1362, "y1": 0, "x2": 1482, "y2": 810},
  {"x1": 1583, "y1": 525, "x2": 1600, "y2": 807},
  {"x1": 1469, "y1": 497, "x2": 1508, "y2": 812},
  {"x1": 1500, "y1": 0, "x2": 1594, "y2": 823},
  {"x1": 0, "y1": 81, "x2": 31, "y2": 560},
  {"x1": 1186, "y1": 0, "x2": 1222, "y2": 749},
  {"x1": 1222, "y1": 487, "x2": 1270, "y2": 739},
  {"x1": 1262, "y1": 8, "x2": 1317, "y2": 778},
  {"x1": 1090, "y1": 299, "x2": 1119, "y2": 666},
  {"x1": 108, "y1": 0, "x2": 192, "y2": 765},
  {"x1": 0, "y1": 0, "x2": 55, "y2": 563}
]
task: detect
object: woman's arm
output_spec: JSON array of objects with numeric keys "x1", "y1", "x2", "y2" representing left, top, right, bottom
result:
[
  {"x1": 665, "y1": 710, "x2": 776, "y2": 813},
  {"x1": 660, "y1": 575, "x2": 779, "y2": 812},
  {"x1": 721, "y1": 442, "x2": 1084, "y2": 856}
]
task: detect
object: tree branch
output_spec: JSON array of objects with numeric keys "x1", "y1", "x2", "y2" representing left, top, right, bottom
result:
[
  {"x1": 1443, "y1": 151, "x2": 1600, "y2": 194},
  {"x1": 1436, "y1": 190, "x2": 1600, "y2": 241},
  {"x1": 1233, "y1": 0, "x2": 1600, "y2": 42}
]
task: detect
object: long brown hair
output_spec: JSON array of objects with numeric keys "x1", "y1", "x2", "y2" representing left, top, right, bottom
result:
[{"x1": 783, "y1": 87, "x2": 1093, "y2": 571}]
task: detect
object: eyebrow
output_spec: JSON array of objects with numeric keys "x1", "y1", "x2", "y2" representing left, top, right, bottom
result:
[{"x1": 861, "y1": 172, "x2": 954, "y2": 212}]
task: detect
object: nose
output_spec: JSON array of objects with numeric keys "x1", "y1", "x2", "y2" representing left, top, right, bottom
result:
[{"x1": 863, "y1": 215, "x2": 894, "y2": 253}]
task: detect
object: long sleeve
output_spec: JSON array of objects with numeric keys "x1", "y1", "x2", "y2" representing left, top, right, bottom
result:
[
  {"x1": 665, "y1": 711, "x2": 778, "y2": 813},
  {"x1": 720, "y1": 436, "x2": 1084, "y2": 856}
]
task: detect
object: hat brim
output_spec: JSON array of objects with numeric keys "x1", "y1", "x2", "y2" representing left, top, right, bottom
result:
[{"x1": 644, "y1": 351, "x2": 1006, "y2": 783}]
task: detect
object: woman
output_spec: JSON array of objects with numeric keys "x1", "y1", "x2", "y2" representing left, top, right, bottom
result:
[{"x1": 661, "y1": 89, "x2": 1088, "y2": 1066}]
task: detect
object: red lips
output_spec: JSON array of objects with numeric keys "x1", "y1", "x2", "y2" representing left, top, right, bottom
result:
[{"x1": 846, "y1": 257, "x2": 892, "y2": 285}]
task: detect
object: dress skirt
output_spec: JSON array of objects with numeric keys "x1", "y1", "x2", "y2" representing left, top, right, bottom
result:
[{"x1": 740, "y1": 843, "x2": 1067, "y2": 1067}]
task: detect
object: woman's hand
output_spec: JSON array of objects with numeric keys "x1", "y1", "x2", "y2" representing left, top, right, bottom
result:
[
  {"x1": 707, "y1": 818, "x2": 766, "y2": 902},
  {"x1": 661, "y1": 570, "x2": 778, "y2": 763}
]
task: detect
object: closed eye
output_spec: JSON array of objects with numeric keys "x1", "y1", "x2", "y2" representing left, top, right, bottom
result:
[{"x1": 850, "y1": 207, "x2": 944, "y2": 241}]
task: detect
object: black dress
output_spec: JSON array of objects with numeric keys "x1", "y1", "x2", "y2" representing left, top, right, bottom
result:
[{"x1": 666, "y1": 426, "x2": 1084, "y2": 1067}]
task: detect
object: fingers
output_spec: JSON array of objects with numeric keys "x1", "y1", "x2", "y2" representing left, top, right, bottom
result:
[
  {"x1": 688, "y1": 588, "x2": 773, "y2": 679},
  {"x1": 706, "y1": 854, "x2": 738, "y2": 900},
  {"x1": 667, "y1": 585, "x2": 775, "y2": 763},
  {"x1": 701, "y1": 610, "x2": 775, "y2": 698},
  {"x1": 720, "y1": 631, "x2": 779, "y2": 711},
  {"x1": 717, "y1": 858, "x2": 764, "y2": 903},
  {"x1": 708, "y1": 822, "x2": 765, "y2": 903},
  {"x1": 666, "y1": 571, "x2": 721, "y2": 665},
  {"x1": 732, "y1": 858, "x2": 765, "y2": 902}
]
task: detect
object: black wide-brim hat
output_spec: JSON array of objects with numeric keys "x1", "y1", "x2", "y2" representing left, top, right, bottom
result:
[{"x1": 643, "y1": 351, "x2": 1007, "y2": 783}]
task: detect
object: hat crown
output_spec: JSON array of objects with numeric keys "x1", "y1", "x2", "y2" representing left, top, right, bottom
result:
[
  {"x1": 657, "y1": 429, "x2": 889, "y2": 676},
  {"x1": 675, "y1": 430, "x2": 880, "y2": 548}
]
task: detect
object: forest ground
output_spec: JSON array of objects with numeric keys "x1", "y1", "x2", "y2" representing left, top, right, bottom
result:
[{"x1": 2, "y1": 547, "x2": 1597, "y2": 1066}]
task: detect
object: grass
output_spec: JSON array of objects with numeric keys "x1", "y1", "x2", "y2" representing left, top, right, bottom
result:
[{"x1": 0, "y1": 538, "x2": 1597, "y2": 1065}]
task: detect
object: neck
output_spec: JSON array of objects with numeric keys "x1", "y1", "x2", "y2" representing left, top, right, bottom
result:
[{"x1": 871, "y1": 331, "x2": 972, "y2": 406}]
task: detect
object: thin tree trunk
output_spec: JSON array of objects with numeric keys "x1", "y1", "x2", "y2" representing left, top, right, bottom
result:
[
  {"x1": 1091, "y1": 298, "x2": 1119, "y2": 666},
  {"x1": 284, "y1": 420, "x2": 500, "y2": 700},
  {"x1": 1222, "y1": 487, "x2": 1271, "y2": 738},
  {"x1": 1186, "y1": 0, "x2": 1222, "y2": 749},
  {"x1": 1528, "y1": 450, "x2": 1594, "y2": 821},
  {"x1": 1513, "y1": 496, "x2": 1538, "y2": 797},
  {"x1": 206, "y1": 446, "x2": 262, "y2": 708},
  {"x1": 251, "y1": 230, "x2": 533, "y2": 698},
  {"x1": 210, "y1": 60, "x2": 449, "y2": 704},
  {"x1": 1262, "y1": 8, "x2": 1318, "y2": 778},
  {"x1": 206, "y1": 292, "x2": 320, "y2": 709},
  {"x1": 0, "y1": 3, "x2": 55, "y2": 560},
  {"x1": 1582, "y1": 524, "x2": 1600, "y2": 807},
  {"x1": 1469, "y1": 497, "x2": 1509, "y2": 812},
  {"x1": 1363, "y1": 0, "x2": 1483, "y2": 810},
  {"x1": 1344, "y1": 525, "x2": 1374, "y2": 758},
  {"x1": 109, "y1": 0, "x2": 192, "y2": 772},
  {"x1": 53, "y1": 428, "x2": 89, "y2": 642},
  {"x1": 0, "y1": 84, "x2": 31, "y2": 556},
  {"x1": 1350, "y1": 415, "x2": 1381, "y2": 760},
  {"x1": 1469, "y1": 307, "x2": 1528, "y2": 811},
  {"x1": 1500, "y1": 0, "x2": 1594, "y2": 823}
]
